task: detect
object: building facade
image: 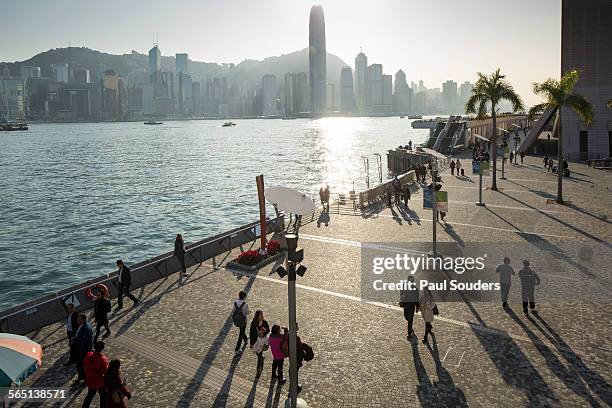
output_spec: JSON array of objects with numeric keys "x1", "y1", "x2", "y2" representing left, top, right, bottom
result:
[
  {"x1": 561, "y1": 0, "x2": 612, "y2": 160},
  {"x1": 340, "y1": 66, "x2": 355, "y2": 112},
  {"x1": 354, "y1": 52, "x2": 367, "y2": 113}
]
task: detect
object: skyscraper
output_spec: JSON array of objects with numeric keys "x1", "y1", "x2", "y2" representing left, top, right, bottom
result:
[
  {"x1": 308, "y1": 5, "x2": 326, "y2": 114},
  {"x1": 442, "y1": 80, "x2": 458, "y2": 113},
  {"x1": 366, "y1": 64, "x2": 383, "y2": 112},
  {"x1": 284, "y1": 72, "x2": 308, "y2": 115},
  {"x1": 459, "y1": 81, "x2": 474, "y2": 111},
  {"x1": 354, "y1": 51, "x2": 367, "y2": 113},
  {"x1": 148, "y1": 45, "x2": 161, "y2": 76},
  {"x1": 394, "y1": 70, "x2": 412, "y2": 114},
  {"x1": 176, "y1": 53, "x2": 188, "y2": 74},
  {"x1": 561, "y1": 0, "x2": 612, "y2": 160},
  {"x1": 340, "y1": 67, "x2": 355, "y2": 112},
  {"x1": 262, "y1": 74, "x2": 279, "y2": 116}
]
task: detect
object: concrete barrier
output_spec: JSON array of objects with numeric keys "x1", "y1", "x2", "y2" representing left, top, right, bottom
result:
[{"x1": 0, "y1": 217, "x2": 284, "y2": 335}]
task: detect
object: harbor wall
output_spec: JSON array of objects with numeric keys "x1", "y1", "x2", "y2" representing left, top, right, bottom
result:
[{"x1": 0, "y1": 217, "x2": 284, "y2": 335}]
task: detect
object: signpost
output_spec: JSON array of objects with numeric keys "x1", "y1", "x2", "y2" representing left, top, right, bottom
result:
[{"x1": 420, "y1": 148, "x2": 448, "y2": 257}]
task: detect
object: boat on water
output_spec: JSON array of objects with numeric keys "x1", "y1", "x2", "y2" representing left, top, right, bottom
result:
[
  {"x1": 407, "y1": 115, "x2": 422, "y2": 119},
  {"x1": 222, "y1": 122, "x2": 236, "y2": 127},
  {"x1": 400, "y1": 116, "x2": 406, "y2": 118},
  {"x1": 144, "y1": 120, "x2": 163, "y2": 125},
  {"x1": 0, "y1": 122, "x2": 29, "y2": 131}
]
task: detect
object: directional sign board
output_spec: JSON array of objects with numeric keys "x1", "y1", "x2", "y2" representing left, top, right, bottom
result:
[{"x1": 423, "y1": 190, "x2": 448, "y2": 212}]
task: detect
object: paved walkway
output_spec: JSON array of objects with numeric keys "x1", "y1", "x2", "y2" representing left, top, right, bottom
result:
[{"x1": 10, "y1": 156, "x2": 612, "y2": 407}]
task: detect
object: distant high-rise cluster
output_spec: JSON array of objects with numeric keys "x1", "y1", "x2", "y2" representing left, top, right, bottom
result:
[{"x1": 1, "y1": 4, "x2": 479, "y2": 122}]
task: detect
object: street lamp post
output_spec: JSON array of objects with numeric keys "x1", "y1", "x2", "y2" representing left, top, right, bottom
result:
[
  {"x1": 374, "y1": 153, "x2": 383, "y2": 184},
  {"x1": 361, "y1": 156, "x2": 370, "y2": 189},
  {"x1": 430, "y1": 160, "x2": 438, "y2": 257},
  {"x1": 276, "y1": 233, "x2": 308, "y2": 408},
  {"x1": 473, "y1": 134, "x2": 486, "y2": 207}
]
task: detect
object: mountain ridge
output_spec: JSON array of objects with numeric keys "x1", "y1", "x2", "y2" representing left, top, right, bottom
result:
[{"x1": 1, "y1": 47, "x2": 349, "y2": 86}]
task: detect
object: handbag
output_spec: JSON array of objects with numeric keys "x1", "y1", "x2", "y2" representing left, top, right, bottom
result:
[
  {"x1": 432, "y1": 304, "x2": 439, "y2": 316},
  {"x1": 111, "y1": 389, "x2": 123, "y2": 404}
]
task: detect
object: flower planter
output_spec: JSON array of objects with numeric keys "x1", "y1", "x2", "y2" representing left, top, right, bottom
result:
[{"x1": 226, "y1": 250, "x2": 286, "y2": 272}]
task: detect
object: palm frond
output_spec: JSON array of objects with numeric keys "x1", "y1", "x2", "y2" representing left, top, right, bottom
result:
[
  {"x1": 528, "y1": 103, "x2": 549, "y2": 122},
  {"x1": 565, "y1": 93, "x2": 593, "y2": 125}
]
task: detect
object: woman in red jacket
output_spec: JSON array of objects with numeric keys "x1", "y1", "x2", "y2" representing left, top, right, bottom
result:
[
  {"x1": 104, "y1": 359, "x2": 132, "y2": 407},
  {"x1": 83, "y1": 341, "x2": 109, "y2": 408}
]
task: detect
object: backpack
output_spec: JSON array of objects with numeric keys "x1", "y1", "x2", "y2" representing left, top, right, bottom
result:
[
  {"x1": 232, "y1": 302, "x2": 246, "y2": 327},
  {"x1": 281, "y1": 334, "x2": 289, "y2": 358},
  {"x1": 302, "y1": 342, "x2": 314, "y2": 362}
]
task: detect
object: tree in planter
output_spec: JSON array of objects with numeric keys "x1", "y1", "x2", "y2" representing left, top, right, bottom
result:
[
  {"x1": 529, "y1": 70, "x2": 593, "y2": 204},
  {"x1": 465, "y1": 69, "x2": 524, "y2": 191}
]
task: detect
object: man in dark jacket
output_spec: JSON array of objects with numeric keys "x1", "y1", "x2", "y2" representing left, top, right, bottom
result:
[
  {"x1": 74, "y1": 314, "x2": 93, "y2": 382},
  {"x1": 116, "y1": 260, "x2": 139, "y2": 310},
  {"x1": 93, "y1": 291, "x2": 112, "y2": 343},
  {"x1": 174, "y1": 234, "x2": 188, "y2": 285},
  {"x1": 400, "y1": 276, "x2": 420, "y2": 339}
]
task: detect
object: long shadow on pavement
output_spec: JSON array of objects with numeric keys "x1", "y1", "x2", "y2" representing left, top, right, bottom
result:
[
  {"x1": 425, "y1": 335, "x2": 468, "y2": 407},
  {"x1": 409, "y1": 336, "x2": 439, "y2": 406},
  {"x1": 505, "y1": 308, "x2": 603, "y2": 407},
  {"x1": 532, "y1": 312, "x2": 612, "y2": 405}
]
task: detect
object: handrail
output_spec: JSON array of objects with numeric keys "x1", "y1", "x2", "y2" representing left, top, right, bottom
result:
[{"x1": 0, "y1": 217, "x2": 283, "y2": 323}]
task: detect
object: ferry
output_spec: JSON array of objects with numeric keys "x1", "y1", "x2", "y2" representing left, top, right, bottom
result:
[
  {"x1": 222, "y1": 122, "x2": 236, "y2": 127},
  {"x1": 144, "y1": 120, "x2": 163, "y2": 125},
  {"x1": 0, "y1": 122, "x2": 29, "y2": 131}
]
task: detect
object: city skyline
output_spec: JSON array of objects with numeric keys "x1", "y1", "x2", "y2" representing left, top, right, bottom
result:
[{"x1": 1, "y1": 0, "x2": 561, "y2": 106}]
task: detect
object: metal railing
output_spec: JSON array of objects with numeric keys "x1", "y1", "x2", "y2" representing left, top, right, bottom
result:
[{"x1": 0, "y1": 217, "x2": 284, "y2": 335}]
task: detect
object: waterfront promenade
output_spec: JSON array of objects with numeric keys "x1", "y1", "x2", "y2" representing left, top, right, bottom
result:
[{"x1": 9, "y1": 155, "x2": 612, "y2": 407}]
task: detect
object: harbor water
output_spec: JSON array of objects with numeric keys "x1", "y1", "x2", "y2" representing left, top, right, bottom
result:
[{"x1": 0, "y1": 117, "x2": 428, "y2": 310}]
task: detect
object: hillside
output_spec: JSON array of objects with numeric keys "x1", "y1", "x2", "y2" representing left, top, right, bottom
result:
[{"x1": 1, "y1": 47, "x2": 349, "y2": 86}]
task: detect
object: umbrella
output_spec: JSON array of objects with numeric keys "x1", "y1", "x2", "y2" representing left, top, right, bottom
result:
[{"x1": 0, "y1": 333, "x2": 43, "y2": 387}]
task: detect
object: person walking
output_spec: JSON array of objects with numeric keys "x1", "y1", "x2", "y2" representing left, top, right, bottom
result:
[
  {"x1": 519, "y1": 260, "x2": 540, "y2": 314},
  {"x1": 251, "y1": 326, "x2": 270, "y2": 376},
  {"x1": 93, "y1": 290, "x2": 112, "y2": 343},
  {"x1": 456, "y1": 159, "x2": 463, "y2": 176},
  {"x1": 324, "y1": 185, "x2": 330, "y2": 210},
  {"x1": 63, "y1": 302, "x2": 79, "y2": 366},
  {"x1": 392, "y1": 176, "x2": 401, "y2": 205},
  {"x1": 419, "y1": 287, "x2": 437, "y2": 344},
  {"x1": 450, "y1": 160, "x2": 456, "y2": 175},
  {"x1": 547, "y1": 159, "x2": 554, "y2": 172},
  {"x1": 82, "y1": 341, "x2": 109, "y2": 408},
  {"x1": 509, "y1": 151, "x2": 514, "y2": 164},
  {"x1": 319, "y1": 187, "x2": 325, "y2": 211},
  {"x1": 233, "y1": 290, "x2": 250, "y2": 355},
  {"x1": 495, "y1": 257, "x2": 515, "y2": 308},
  {"x1": 268, "y1": 325, "x2": 286, "y2": 384},
  {"x1": 115, "y1": 260, "x2": 139, "y2": 310},
  {"x1": 74, "y1": 314, "x2": 93, "y2": 383},
  {"x1": 403, "y1": 184, "x2": 411, "y2": 208},
  {"x1": 174, "y1": 233, "x2": 188, "y2": 285},
  {"x1": 386, "y1": 188, "x2": 393, "y2": 207},
  {"x1": 520, "y1": 151, "x2": 525, "y2": 164},
  {"x1": 399, "y1": 276, "x2": 419, "y2": 339},
  {"x1": 249, "y1": 310, "x2": 270, "y2": 373},
  {"x1": 104, "y1": 359, "x2": 132, "y2": 408}
]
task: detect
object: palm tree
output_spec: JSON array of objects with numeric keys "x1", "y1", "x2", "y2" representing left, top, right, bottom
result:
[
  {"x1": 465, "y1": 69, "x2": 524, "y2": 191},
  {"x1": 529, "y1": 70, "x2": 593, "y2": 204},
  {"x1": 607, "y1": 99, "x2": 612, "y2": 109}
]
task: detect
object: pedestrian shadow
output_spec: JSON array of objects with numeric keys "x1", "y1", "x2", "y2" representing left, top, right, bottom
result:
[
  {"x1": 265, "y1": 379, "x2": 285, "y2": 408},
  {"x1": 425, "y1": 335, "x2": 468, "y2": 407},
  {"x1": 396, "y1": 205, "x2": 413, "y2": 225},
  {"x1": 441, "y1": 223, "x2": 464, "y2": 247},
  {"x1": 409, "y1": 336, "x2": 439, "y2": 406},
  {"x1": 390, "y1": 206, "x2": 403, "y2": 225},
  {"x1": 175, "y1": 272, "x2": 258, "y2": 407},
  {"x1": 505, "y1": 309, "x2": 604, "y2": 407},
  {"x1": 243, "y1": 371, "x2": 261, "y2": 408},
  {"x1": 211, "y1": 354, "x2": 242, "y2": 406},
  {"x1": 532, "y1": 312, "x2": 612, "y2": 405},
  {"x1": 453, "y1": 284, "x2": 558, "y2": 406}
]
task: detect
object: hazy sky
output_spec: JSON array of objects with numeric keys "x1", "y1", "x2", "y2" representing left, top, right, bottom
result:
[{"x1": 1, "y1": 0, "x2": 561, "y2": 105}]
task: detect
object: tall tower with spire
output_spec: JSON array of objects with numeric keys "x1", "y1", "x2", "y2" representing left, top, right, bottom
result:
[{"x1": 308, "y1": 5, "x2": 327, "y2": 114}]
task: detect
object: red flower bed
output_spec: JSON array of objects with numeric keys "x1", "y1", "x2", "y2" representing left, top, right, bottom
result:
[
  {"x1": 237, "y1": 250, "x2": 263, "y2": 266},
  {"x1": 267, "y1": 240, "x2": 281, "y2": 255}
]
